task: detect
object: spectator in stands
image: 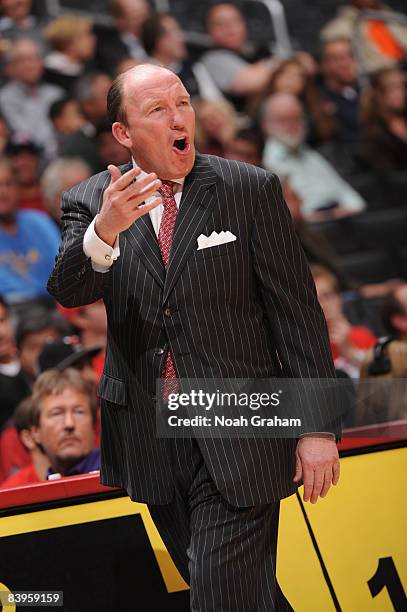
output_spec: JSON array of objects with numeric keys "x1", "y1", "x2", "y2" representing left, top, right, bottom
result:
[
  {"x1": 7, "y1": 136, "x2": 44, "y2": 211},
  {"x1": 224, "y1": 127, "x2": 264, "y2": 166},
  {"x1": 0, "y1": 336, "x2": 103, "y2": 483},
  {"x1": 95, "y1": 0, "x2": 150, "y2": 74},
  {"x1": 15, "y1": 309, "x2": 68, "y2": 386},
  {"x1": 61, "y1": 72, "x2": 112, "y2": 173},
  {"x1": 0, "y1": 295, "x2": 30, "y2": 431},
  {"x1": 0, "y1": 157, "x2": 61, "y2": 304},
  {"x1": 361, "y1": 66, "x2": 407, "y2": 173},
  {"x1": 321, "y1": 0, "x2": 407, "y2": 74},
  {"x1": 0, "y1": 38, "x2": 64, "y2": 159},
  {"x1": 49, "y1": 98, "x2": 84, "y2": 136},
  {"x1": 31, "y1": 368, "x2": 100, "y2": 478},
  {"x1": 311, "y1": 264, "x2": 376, "y2": 377},
  {"x1": 141, "y1": 12, "x2": 221, "y2": 101},
  {"x1": 319, "y1": 38, "x2": 361, "y2": 144},
  {"x1": 37, "y1": 338, "x2": 101, "y2": 393},
  {"x1": 95, "y1": 120, "x2": 130, "y2": 168},
  {"x1": 194, "y1": 98, "x2": 238, "y2": 156},
  {"x1": 41, "y1": 157, "x2": 91, "y2": 228},
  {"x1": 43, "y1": 15, "x2": 97, "y2": 95},
  {"x1": 49, "y1": 98, "x2": 85, "y2": 155},
  {"x1": 0, "y1": 337, "x2": 101, "y2": 481},
  {"x1": 261, "y1": 93, "x2": 366, "y2": 220},
  {"x1": 267, "y1": 57, "x2": 336, "y2": 144},
  {"x1": 0, "y1": 0, "x2": 44, "y2": 46},
  {"x1": 200, "y1": 2, "x2": 277, "y2": 113},
  {"x1": 357, "y1": 338, "x2": 407, "y2": 425},
  {"x1": 382, "y1": 282, "x2": 407, "y2": 341},
  {"x1": 63, "y1": 301, "x2": 107, "y2": 379},
  {"x1": 0, "y1": 397, "x2": 50, "y2": 487},
  {"x1": 0, "y1": 115, "x2": 10, "y2": 155}
]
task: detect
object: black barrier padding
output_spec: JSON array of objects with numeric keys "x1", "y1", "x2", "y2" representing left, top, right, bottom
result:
[{"x1": 0, "y1": 514, "x2": 190, "y2": 611}]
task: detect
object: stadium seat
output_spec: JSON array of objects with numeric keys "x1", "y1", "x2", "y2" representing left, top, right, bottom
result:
[
  {"x1": 384, "y1": 172, "x2": 407, "y2": 208},
  {"x1": 336, "y1": 250, "x2": 396, "y2": 284},
  {"x1": 309, "y1": 218, "x2": 361, "y2": 255},
  {"x1": 342, "y1": 291, "x2": 388, "y2": 336},
  {"x1": 351, "y1": 208, "x2": 407, "y2": 251},
  {"x1": 347, "y1": 174, "x2": 388, "y2": 211},
  {"x1": 399, "y1": 246, "x2": 407, "y2": 280}
]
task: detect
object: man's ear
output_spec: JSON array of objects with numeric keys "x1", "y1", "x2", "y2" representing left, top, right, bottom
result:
[
  {"x1": 20, "y1": 429, "x2": 36, "y2": 452},
  {"x1": 112, "y1": 121, "x2": 132, "y2": 149},
  {"x1": 30, "y1": 425, "x2": 41, "y2": 446}
]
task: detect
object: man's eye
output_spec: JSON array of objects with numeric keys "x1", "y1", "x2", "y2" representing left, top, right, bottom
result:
[{"x1": 151, "y1": 106, "x2": 163, "y2": 113}]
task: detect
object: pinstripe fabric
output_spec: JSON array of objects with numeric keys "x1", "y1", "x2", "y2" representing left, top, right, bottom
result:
[
  {"x1": 149, "y1": 437, "x2": 293, "y2": 611},
  {"x1": 48, "y1": 153, "x2": 337, "y2": 506}
]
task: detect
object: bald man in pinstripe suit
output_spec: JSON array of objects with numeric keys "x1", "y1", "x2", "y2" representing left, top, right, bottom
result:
[{"x1": 48, "y1": 65, "x2": 340, "y2": 611}]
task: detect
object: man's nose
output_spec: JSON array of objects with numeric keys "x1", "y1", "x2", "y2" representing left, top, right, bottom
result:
[
  {"x1": 170, "y1": 107, "x2": 185, "y2": 130},
  {"x1": 63, "y1": 412, "x2": 75, "y2": 430}
]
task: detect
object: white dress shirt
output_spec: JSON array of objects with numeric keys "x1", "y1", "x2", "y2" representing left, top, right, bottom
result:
[{"x1": 83, "y1": 168, "x2": 184, "y2": 273}]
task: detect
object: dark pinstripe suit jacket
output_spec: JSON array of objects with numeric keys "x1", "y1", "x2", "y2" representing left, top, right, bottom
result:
[{"x1": 48, "y1": 153, "x2": 336, "y2": 506}]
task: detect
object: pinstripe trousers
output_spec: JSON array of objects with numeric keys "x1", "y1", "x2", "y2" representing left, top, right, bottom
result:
[{"x1": 148, "y1": 438, "x2": 294, "y2": 611}]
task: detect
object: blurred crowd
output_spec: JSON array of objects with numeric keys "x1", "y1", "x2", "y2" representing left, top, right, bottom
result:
[{"x1": 0, "y1": 0, "x2": 407, "y2": 488}]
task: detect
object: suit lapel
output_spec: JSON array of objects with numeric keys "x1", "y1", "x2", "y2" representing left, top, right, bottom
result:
[
  {"x1": 120, "y1": 162, "x2": 165, "y2": 288},
  {"x1": 123, "y1": 215, "x2": 165, "y2": 287},
  {"x1": 163, "y1": 154, "x2": 218, "y2": 304},
  {"x1": 119, "y1": 155, "x2": 218, "y2": 295}
]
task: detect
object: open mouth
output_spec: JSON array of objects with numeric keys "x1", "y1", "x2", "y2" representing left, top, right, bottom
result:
[{"x1": 172, "y1": 136, "x2": 190, "y2": 153}]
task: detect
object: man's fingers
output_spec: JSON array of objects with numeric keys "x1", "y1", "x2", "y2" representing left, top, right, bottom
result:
[
  {"x1": 136, "y1": 177, "x2": 162, "y2": 198},
  {"x1": 320, "y1": 468, "x2": 332, "y2": 498},
  {"x1": 128, "y1": 179, "x2": 162, "y2": 209},
  {"x1": 119, "y1": 173, "x2": 161, "y2": 203},
  {"x1": 332, "y1": 459, "x2": 340, "y2": 485},
  {"x1": 302, "y1": 467, "x2": 314, "y2": 502},
  {"x1": 293, "y1": 454, "x2": 303, "y2": 483},
  {"x1": 310, "y1": 469, "x2": 324, "y2": 504},
  {"x1": 109, "y1": 165, "x2": 142, "y2": 191},
  {"x1": 107, "y1": 164, "x2": 123, "y2": 184},
  {"x1": 135, "y1": 196, "x2": 162, "y2": 217}
]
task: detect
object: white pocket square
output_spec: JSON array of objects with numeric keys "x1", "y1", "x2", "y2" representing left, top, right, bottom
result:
[{"x1": 197, "y1": 231, "x2": 237, "y2": 250}]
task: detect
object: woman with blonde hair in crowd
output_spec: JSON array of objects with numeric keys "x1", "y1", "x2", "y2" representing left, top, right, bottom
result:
[
  {"x1": 356, "y1": 339, "x2": 407, "y2": 426},
  {"x1": 43, "y1": 15, "x2": 96, "y2": 94}
]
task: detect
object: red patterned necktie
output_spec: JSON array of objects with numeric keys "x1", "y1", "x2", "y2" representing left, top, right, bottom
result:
[{"x1": 157, "y1": 181, "x2": 178, "y2": 391}]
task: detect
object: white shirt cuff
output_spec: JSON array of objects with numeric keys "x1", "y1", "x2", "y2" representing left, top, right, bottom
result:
[{"x1": 83, "y1": 215, "x2": 120, "y2": 273}]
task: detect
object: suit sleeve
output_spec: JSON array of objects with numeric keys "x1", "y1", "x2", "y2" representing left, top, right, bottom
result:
[
  {"x1": 47, "y1": 188, "x2": 110, "y2": 308},
  {"x1": 251, "y1": 173, "x2": 343, "y2": 434},
  {"x1": 251, "y1": 173, "x2": 334, "y2": 377}
]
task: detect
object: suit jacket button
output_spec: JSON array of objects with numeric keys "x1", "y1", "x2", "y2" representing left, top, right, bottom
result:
[
  {"x1": 155, "y1": 348, "x2": 165, "y2": 355},
  {"x1": 163, "y1": 307, "x2": 171, "y2": 317}
]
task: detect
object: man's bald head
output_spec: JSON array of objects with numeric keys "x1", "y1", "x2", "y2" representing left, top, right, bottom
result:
[
  {"x1": 261, "y1": 93, "x2": 305, "y2": 147},
  {"x1": 262, "y1": 93, "x2": 303, "y2": 121},
  {"x1": 107, "y1": 64, "x2": 181, "y2": 125},
  {"x1": 109, "y1": 63, "x2": 195, "y2": 180}
]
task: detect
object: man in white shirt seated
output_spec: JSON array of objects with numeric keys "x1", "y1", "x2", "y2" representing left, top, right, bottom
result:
[{"x1": 261, "y1": 92, "x2": 366, "y2": 221}]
